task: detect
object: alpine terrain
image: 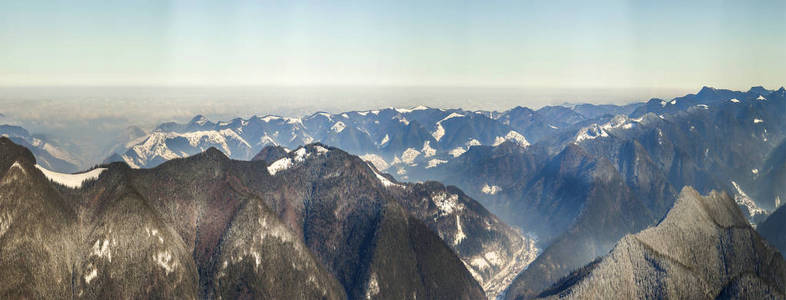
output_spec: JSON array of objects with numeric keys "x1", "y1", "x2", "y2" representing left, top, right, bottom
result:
[{"x1": 0, "y1": 136, "x2": 537, "y2": 299}]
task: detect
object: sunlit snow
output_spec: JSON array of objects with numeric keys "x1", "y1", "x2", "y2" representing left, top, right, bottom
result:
[{"x1": 35, "y1": 164, "x2": 106, "y2": 189}]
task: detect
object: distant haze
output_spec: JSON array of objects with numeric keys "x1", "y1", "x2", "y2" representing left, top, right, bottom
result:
[
  {"x1": 2, "y1": 1, "x2": 784, "y2": 166},
  {"x1": 0, "y1": 85, "x2": 694, "y2": 165}
]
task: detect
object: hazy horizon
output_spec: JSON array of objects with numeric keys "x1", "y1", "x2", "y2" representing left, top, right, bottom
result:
[
  {"x1": 2, "y1": 0, "x2": 785, "y2": 168},
  {"x1": 0, "y1": 83, "x2": 769, "y2": 169},
  {"x1": 0, "y1": 84, "x2": 697, "y2": 129}
]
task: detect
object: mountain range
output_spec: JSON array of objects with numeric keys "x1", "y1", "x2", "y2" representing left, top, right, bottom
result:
[
  {"x1": 5, "y1": 85, "x2": 786, "y2": 298},
  {"x1": 0, "y1": 136, "x2": 541, "y2": 299},
  {"x1": 0, "y1": 124, "x2": 80, "y2": 172}
]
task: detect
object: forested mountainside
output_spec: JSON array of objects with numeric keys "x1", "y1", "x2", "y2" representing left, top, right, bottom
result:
[
  {"x1": 536, "y1": 187, "x2": 786, "y2": 300},
  {"x1": 0, "y1": 137, "x2": 540, "y2": 299}
]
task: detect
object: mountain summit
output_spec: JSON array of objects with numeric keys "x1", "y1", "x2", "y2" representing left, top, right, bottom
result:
[{"x1": 534, "y1": 187, "x2": 786, "y2": 299}]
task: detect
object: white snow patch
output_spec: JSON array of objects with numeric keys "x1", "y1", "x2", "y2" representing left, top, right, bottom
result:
[
  {"x1": 360, "y1": 154, "x2": 389, "y2": 171},
  {"x1": 426, "y1": 159, "x2": 447, "y2": 169},
  {"x1": 441, "y1": 112, "x2": 466, "y2": 122},
  {"x1": 432, "y1": 112, "x2": 464, "y2": 141},
  {"x1": 454, "y1": 215, "x2": 466, "y2": 246},
  {"x1": 177, "y1": 130, "x2": 237, "y2": 155},
  {"x1": 91, "y1": 239, "x2": 112, "y2": 262},
  {"x1": 575, "y1": 124, "x2": 609, "y2": 143},
  {"x1": 600, "y1": 115, "x2": 632, "y2": 131},
  {"x1": 757, "y1": 95, "x2": 767, "y2": 101},
  {"x1": 449, "y1": 147, "x2": 467, "y2": 158},
  {"x1": 250, "y1": 251, "x2": 261, "y2": 267},
  {"x1": 395, "y1": 167, "x2": 406, "y2": 175},
  {"x1": 730, "y1": 98, "x2": 740, "y2": 103},
  {"x1": 433, "y1": 192, "x2": 463, "y2": 216},
  {"x1": 267, "y1": 157, "x2": 293, "y2": 175},
  {"x1": 482, "y1": 184, "x2": 502, "y2": 195},
  {"x1": 314, "y1": 145, "x2": 329, "y2": 155},
  {"x1": 432, "y1": 124, "x2": 446, "y2": 142},
  {"x1": 257, "y1": 215, "x2": 295, "y2": 243},
  {"x1": 369, "y1": 164, "x2": 403, "y2": 188},
  {"x1": 731, "y1": 181, "x2": 767, "y2": 219},
  {"x1": 35, "y1": 165, "x2": 106, "y2": 189},
  {"x1": 470, "y1": 256, "x2": 490, "y2": 271},
  {"x1": 379, "y1": 134, "x2": 389, "y2": 146},
  {"x1": 9, "y1": 161, "x2": 25, "y2": 174},
  {"x1": 153, "y1": 250, "x2": 177, "y2": 275},
  {"x1": 365, "y1": 272, "x2": 380, "y2": 299},
  {"x1": 754, "y1": 118, "x2": 764, "y2": 124},
  {"x1": 219, "y1": 128, "x2": 251, "y2": 148},
  {"x1": 484, "y1": 251, "x2": 503, "y2": 266},
  {"x1": 292, "y1": 147, "x2": 309, "y2": 162},
  {"x1": 400, "y1": 148, "x2": 420, "y2": 165},
  {"x1": 752, "y1": 169, "x2": 759, "y2": 175},
  {"x1": 394, "y1": 105, "x2": 429, "y2": 114},
  {"x1": 466, "y1": 139, "x2": 481, "y2": 147},
  {"x1": 421, "y1": 141, "x2": 436, "y2": 157},
  {"x1": 394, "y1": 116, "x2": 410, "y2": 125},
  {"x1": 260, "y1": 115, "x2": 282, "y2": 122},
  {"x1": 331, "y1": 121, "x2": 346, "y2": 133},
  {"x1": 549, "y1": 124, "x2": 559, "y2": 129},
  {"x1": 259, "y1": 134, "x2": 278, "y2": 147},
  {"x1": 660, "y1": 100, "x2": 667, "y2": 107},
  {"x1": 145, "y1": 227, "x2": 165, "y2": 244},
  {"x1": 696, "y1": 104, "x2": 709, "y2": 109},
  {"x1": 493, "y1": 130, "x2": 530, "y2": 147},
  {"x1": 84, "y1": 268, "x2": 98, "y2": 284},
  {"x1": 341, "y1": 113, "x2": 349, "y2": 119}
]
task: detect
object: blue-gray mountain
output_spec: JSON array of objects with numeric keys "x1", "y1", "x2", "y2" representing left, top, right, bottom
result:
[
  {"x1": 396, "y1": 86, "x2": 786, "y2": 299},
  {"x1": 108, "y1": 104, "x2": 614, "y2": 176},
  {"x1": 0, "y1": 124, "x2": 80, "y2": 172}
]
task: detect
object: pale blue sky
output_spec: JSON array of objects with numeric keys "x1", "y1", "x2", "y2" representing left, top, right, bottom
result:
[{"x1": 1, "y1": 0, "x2": 784, "y2": 89}]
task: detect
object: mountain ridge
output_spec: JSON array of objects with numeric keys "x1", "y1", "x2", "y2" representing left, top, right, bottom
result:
[
  {"x1": 535, "y1": 186, "x2": 786, "y2": 299},
  {"x1": 1, "y1": 136, "x2": 536, "y2": 299}
]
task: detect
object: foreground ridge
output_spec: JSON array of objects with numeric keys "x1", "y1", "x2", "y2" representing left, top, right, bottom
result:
[{"x1": 533, "y1": 187, "x2": 786, "y2": 299}]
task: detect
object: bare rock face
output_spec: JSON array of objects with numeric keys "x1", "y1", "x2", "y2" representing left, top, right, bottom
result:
[{"x1": 536, "y1": 187, "x2": 786, "y2": 299}]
